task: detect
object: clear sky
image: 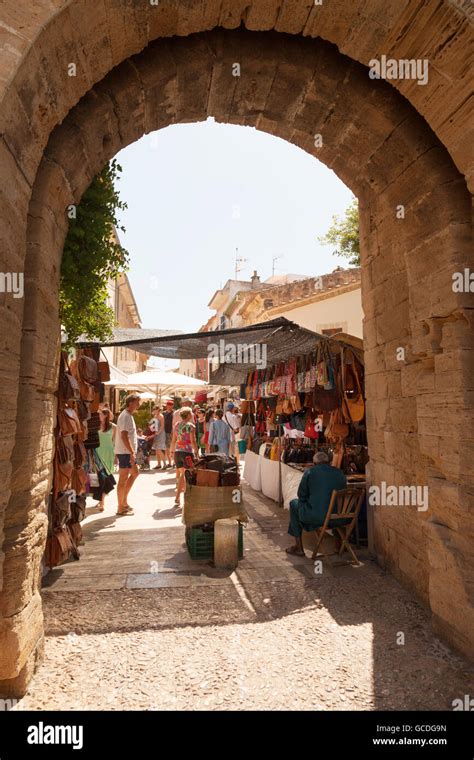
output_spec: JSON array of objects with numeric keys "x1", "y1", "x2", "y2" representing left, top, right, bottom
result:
[{"x1": 115, "y1": 119, "x2": 353, "y2": 335}]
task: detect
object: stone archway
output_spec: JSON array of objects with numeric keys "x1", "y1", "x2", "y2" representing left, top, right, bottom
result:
[{"x1": 0, "y1": 13, "x2": 472, "y2": 695}]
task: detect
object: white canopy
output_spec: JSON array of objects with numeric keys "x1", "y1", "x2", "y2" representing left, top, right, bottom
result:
[{"x1": 105, "y1": 368, "x2": 208, "y2": 394}]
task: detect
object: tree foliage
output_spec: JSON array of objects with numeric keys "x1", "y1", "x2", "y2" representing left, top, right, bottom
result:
[
  {"x1": 60, "y1": 160, "x2": 130, "y2": 347},
  {"x1": 318, "y1": 197, "x2": 360, "y2": 266}
]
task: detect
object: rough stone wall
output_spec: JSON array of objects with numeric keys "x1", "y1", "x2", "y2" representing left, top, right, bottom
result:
[
  {"x1": 0, "y1": 4, "x2": 472, "y2": 694},
  {"x1": 0, "y1": 2, "x2": 471, "y2": 186}
]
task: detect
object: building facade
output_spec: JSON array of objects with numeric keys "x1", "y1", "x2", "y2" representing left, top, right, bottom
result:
[
  {"x1": 102, "y1": 272, "x2": 148, "y2": 374},
  {"x1": 238, "y1": 268, "x2": 362, "y2": 337},
  {"x1": 180, "y1": 268, "x2": 362, "y2": 379}
]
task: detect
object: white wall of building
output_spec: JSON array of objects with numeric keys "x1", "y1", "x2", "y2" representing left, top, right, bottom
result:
[{"x1": 277, "y1": 287, "x2": 363, "y2": 338}]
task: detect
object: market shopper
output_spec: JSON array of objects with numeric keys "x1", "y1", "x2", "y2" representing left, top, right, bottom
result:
[
  {"x1": 137, "y1": 427, "x2": 152, "y2": 469},
  {"x1": 114, "y1": 393, "x2": 141, "y2": 516},
  {"x1": 195, "y1": 408, "x2": 207, "y2": 454},
  {"x1": 204, "y1": 407, "x2": 214, "y2": 453},
  {"x1": 163, "y1": 400, "x2": 175, "y2": 467},
  {"x1": 150, "y1": 406, "x2": 167, "y2": 470},
  {"x1": 286, "y1": 450, "x2": 347, "y2": 556},
  {"x1": 224, "y1": 402, "x2": 241, "y2": 461},
  {"x1": 170, "y1": 406, "x2": 198, "y2": 508},
  {"x1": 209, "y1": 408, "x2": 232, "y2": 455},
  {"x1": 95, "y1": 408, "x2": 116, "y2": 512}
]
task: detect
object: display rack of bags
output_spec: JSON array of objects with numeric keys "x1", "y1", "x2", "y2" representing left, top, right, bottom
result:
[
  {"x1": 45, "y1": 349, "x2": 110, "y2": 569},
  {"x1": 239, "y1": 337, "x2": 365, "y2": 471}
]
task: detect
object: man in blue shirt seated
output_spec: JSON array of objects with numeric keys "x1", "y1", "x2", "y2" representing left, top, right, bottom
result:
[{"x1": 286, "y1": 450, "x2": 347, "y2": 556}]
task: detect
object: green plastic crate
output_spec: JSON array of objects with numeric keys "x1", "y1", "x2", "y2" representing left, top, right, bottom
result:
[{"x1": 186, "y1": 524, "x2": 244, "y2": 560}]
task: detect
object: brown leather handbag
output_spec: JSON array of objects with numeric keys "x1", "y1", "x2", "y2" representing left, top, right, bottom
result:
[
  {"x1": 78, "y1": 355, "x2": 99, "y2": 384},
  {"x1": 68, "y1": 522, "x2": 83, "y2": 546},
  {"x1": 53, "y1": 458, "x2": 73, "y2": 496},
  {"x1": 45, "y1": 528, "x2": 73, "y2": 568},
  {"x1": 71, "y1": 467, "x2": 87, "y2": 495},
  {"x1": 326, "y1": 408, "x2": 349, "y2": 443},
  {"x1": 342, "y1": 353, "x2": 365, "y2": 423},
  {"x1": 60, "y1": 372, "x2": 80, "y2": 402},
  {"x1": 57, "y1": 434, "x2": 74, "y2": 463},
  {"x1": 76, "y1": 399, "x2": 91, "y2": 421},
  {"x1": 59, "y1": 353, "x2": 81, "y2": 401},
  {"x1": 79, "y1": 379, "x2": 95, "y2": 402},
  {"x1": 59, "y1": 407, "x2": 82, "y2": 436},
  {"x1": 70, "y1": 494, "x2": 87, "y2": 523},
  {"x1": 73, "y1": 440, "x2": 87, "y2": 468},
  {"x1": 196, "y1": 469, "x2": 220, "y2": 487},
  {"x1": 52, "y1": 491, "x2": 72, "y2": 527},
  {"x1": 98, "y1": 360, "x2": 110, "y2": 382}
]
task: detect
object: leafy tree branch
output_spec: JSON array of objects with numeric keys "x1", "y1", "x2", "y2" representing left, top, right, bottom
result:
[
  {"x1": 60, "y1": 160, "x2": 129, "y2": 348},
  {"x1": 318, "y1": 197, "x2": 360, "y2": 266}
]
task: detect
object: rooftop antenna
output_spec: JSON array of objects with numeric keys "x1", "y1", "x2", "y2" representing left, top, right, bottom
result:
[
  {"x1": 272, "y1": 255, "x2": 284, "y2": 276},
  {"x1": 235, "y1": 247, "x2": 248, "y2": 279}
]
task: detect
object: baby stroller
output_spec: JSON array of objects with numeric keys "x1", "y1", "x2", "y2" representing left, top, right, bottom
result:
[{"x1": 136, "y1": 436, "x2": 151, "y2": 470}]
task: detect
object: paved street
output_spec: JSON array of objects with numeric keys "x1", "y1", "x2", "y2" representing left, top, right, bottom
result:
[{"x1": 15, "y1": 463, "x2": 472, "y2": 711}]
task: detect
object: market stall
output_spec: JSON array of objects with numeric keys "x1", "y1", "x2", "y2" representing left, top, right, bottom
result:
[
  {"x1": 227, "y1": 326, "x2": 369, "y2": 539},
  {"x1": 90, "y1": 320, "x2": 368, "y2": 500},
  {"x1": 77, "y1": 318, "x2": 369, "y2": 549}
]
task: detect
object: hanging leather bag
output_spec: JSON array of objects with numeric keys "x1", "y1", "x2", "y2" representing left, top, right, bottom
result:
[
  {"x1": 56, "y1": 434, "x2": 74, "y2": 464},
  {"x1": 68, "y1": 522, "x2": 83, "y2": 546},
  {"x1": 316, "y1": 343, "x2": 329, "y2": 387},
  {"x1": 70, "y1": 494, "x2": 87, "y2": 523},
  {"x1": 98, "y1": 360, "x2": 111, "y2": 383},
  {"x1": 53, "y1": 491, "x2": 72, "y2": 528},
  {"x1": 45, "y1": 527, "x2": 73, "y2": 568},
  {"x1": 71, "y1": 467, "x2": 88, "y2": 495},
  {"x1": 79, "y1": 379, "x2": 95, "y2": 402},
  {"x1": 73, "y1": 440, "x2": 87, "y2": 469},
  {"x1": 60, "y1": 371, "x2": 81, "y2": 402},
  {"x1": 78, "y1": 355, "x2": 99, "y2": 385},
  {"x1": 342, "y1": 350, "x2": 365, "y2": 423},
  {"x1": 59, "y1": 407, "x2": 82, "y2": 436},
  {"x1": 59, "y1": 353, "x2": 81, "y2": 402},
  {"x1": 76, "y1": 400, "x2": 91, "y2": 421}
]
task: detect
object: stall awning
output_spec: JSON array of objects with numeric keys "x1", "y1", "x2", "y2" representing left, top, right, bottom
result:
[
  {"x1": 80, "y1": 319, "x2": 303, "y2": 360},
  {"x1": 78, "y1": 318, "x2": 363, "y2": 387}
]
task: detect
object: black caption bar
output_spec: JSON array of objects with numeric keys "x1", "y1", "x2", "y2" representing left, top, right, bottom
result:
[{"x1": 0, "y1": 710, "x2": 471, "y2": 757}]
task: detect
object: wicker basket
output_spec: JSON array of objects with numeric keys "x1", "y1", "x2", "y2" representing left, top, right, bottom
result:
[{"x1": 183, "y1": 484, "x2": 247, "y2": 527}]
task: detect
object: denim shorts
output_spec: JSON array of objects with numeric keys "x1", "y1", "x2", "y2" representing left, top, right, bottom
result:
[{"x1": 117, "y1": 453, "x2": 133, "y2": 469}]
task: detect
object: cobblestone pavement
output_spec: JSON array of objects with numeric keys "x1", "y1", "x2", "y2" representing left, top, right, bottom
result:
[{"x1": 16, "y1": 465, "x2": 472, "y2": 711}]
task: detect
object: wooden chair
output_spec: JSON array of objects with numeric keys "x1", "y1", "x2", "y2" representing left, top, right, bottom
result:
[{"x1": 311, "y1": 487, "x2": 364, "y2": 565}]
